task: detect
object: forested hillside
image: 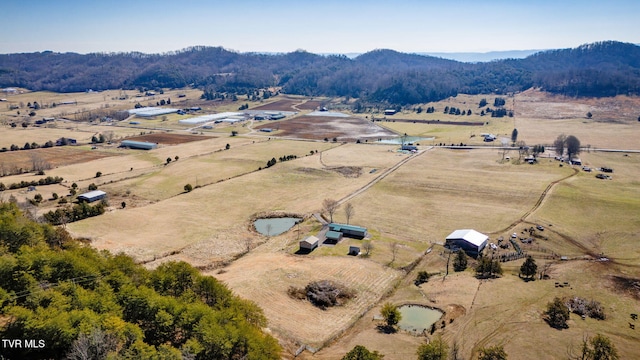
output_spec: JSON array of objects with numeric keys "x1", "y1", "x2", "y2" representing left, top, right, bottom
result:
[
  {"x1": 1, "y1": 41, "x2": 639, "y2": 104},
  {"x1": 0, "y1": 202, "x2": 281, "y2": 359}
]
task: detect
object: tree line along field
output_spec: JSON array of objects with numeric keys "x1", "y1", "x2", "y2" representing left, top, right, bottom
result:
[{"x1": 1, "y1": 89, "x2": 639, "y2": 359}]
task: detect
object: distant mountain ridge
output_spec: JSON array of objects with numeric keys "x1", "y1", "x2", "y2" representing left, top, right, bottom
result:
[
  {"x1": 1, "y1": 41, "x2": 639, "y2": 104},
  {"x1": 328, "y1": 49, "x2": 544, "y2": 62}
]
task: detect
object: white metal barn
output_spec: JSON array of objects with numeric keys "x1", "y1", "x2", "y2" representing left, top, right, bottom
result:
[{"x1": 445, "y1": 229, "x2": 488, "y2": 257}]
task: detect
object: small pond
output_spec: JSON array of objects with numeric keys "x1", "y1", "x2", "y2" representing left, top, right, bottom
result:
[
  {"x1": 397, "y1": 305, "x2": 443, "y2": 333},
  {"x1": 254, "y1": 217, "x2": 302, "y2": 236},
  {"x1": 376, "y1": 136, "x2": 434, "y2": 144}
]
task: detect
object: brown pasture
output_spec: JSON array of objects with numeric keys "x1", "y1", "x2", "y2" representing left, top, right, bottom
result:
[
  {"x1": 123, "y1": 132, "x2": 211, "y2": 145},
  {"x1": 255, "y1": 115, "x2": 397, "y2": 141},
  {"x1": 296, "y1": 100, "x2": 323, "y2": 110},
  {"x1": 0, "y1": 147, "x2": 120, "y2": 173},
  {"x1": 210, "y1": 253, "x2": 401, "y2": 349},
  {"x1": 251, "y1": 99, "x2": 302, "y2": 111}
]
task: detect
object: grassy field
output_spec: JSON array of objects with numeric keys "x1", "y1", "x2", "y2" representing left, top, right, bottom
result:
[
  {"x1": 358, "y1": 90, "x2": 640, "y2": 149},
  {"x1": 4, "y1": 90, "x2": 640, "y2": 359}
]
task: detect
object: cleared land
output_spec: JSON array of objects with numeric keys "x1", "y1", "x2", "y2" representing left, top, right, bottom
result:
[
  {"x1": 211, "y1": 253, "x2": 401, "y2": 349},
  {"x1": 123, "y1": 133, "x2": 210, "y2": 145},
  {"x1": 4, "y1": 91, "x2": 639, "y2": 359},
  {"x1": 251, "y1": 98, "x2": 306, "y2": 111},
  {"x1": 0, "y1": 146, "x2": 120, "y2": 174},
  {"x1": 255, "y1": 115, "x2": 397, "y2": 141}
]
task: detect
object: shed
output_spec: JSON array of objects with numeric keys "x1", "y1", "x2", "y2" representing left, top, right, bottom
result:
[
  {"x1": 77, "y1": 190, "x2": 107, "y2": 203},
  {"x1": 120, "y1": 140, "x2": 158, "y2": 150},
  {"x1": 445, "y1": 229, "x2": 488, "y2": 257},
  {"x1": 300, "y1": 236, "x2": 319, "y2": 251},
  {"x1": 348, "y1": 246, "x2": 360, "y2": 256},
  {"x1": 384, "y1": 109, "x2": 396, "y2": 116},
  {"x1": 329, "y1": 223, "x2": 367, "y2": 239},
  {"x1": 325, "y1": 231, "x2": 343, "y2": 243},
  {"x1": 401, "y1": 145, "x2": 418, "y2": 151}
]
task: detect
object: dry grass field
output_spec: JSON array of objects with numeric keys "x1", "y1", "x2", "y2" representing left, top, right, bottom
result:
[
  {"x1": 66, "y1": 142, "x2": 402, "y2": 263},
  {"x1": 367, "y1": 90, "x2": 640, "y2": 149},
  {"x1": 3, "y1": 90, "x2": 640, "y2": 359},
  {"x1": 210, "y1": 253, "x2": 401, "y2": 349}
]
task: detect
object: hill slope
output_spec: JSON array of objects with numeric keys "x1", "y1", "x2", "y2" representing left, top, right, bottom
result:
[{"x1": 1, "y1": 41, "x2": 639, "y2": 104}]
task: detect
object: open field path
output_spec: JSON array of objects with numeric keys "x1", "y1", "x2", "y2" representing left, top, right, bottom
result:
[
  {"x1": 488, "y1": 167, "x2": 579, "y2": 237},
  {"x1": 336, "y1": 147, "x2": 433, "y2": 206}
]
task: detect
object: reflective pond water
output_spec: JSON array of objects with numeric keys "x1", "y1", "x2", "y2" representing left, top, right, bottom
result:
[
  {"x1": 397, "y1": 305, "x2": 443, "y2": 333},
  {"x1": 254, "y1": 217, "x2": 302, "y2": 236}
]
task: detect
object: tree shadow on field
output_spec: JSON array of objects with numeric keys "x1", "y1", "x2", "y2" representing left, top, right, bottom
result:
[{"x1": 376, "y1": 325, "x2": 397, "y2": 334}]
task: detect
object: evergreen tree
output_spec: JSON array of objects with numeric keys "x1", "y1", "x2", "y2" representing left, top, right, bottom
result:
[
  {"x1": 519, "y1": 256, "x2": 537, "y2": 280},
  {"x1": 544, "y1": 297, "x2": 570, "y2": 329},
  {"x1": 453, "y1": 249, "x2": 468, "y2": 272}
]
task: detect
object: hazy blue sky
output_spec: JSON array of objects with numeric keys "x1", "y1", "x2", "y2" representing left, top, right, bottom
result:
[{"x1": 1, "y1": 0, "x2": 638, "y2": 54}]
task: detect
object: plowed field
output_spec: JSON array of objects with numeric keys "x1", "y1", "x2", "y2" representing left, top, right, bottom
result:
[
  {"x1": 0, "y1": 147, "x2": 119, "y2": 173},
  {"x1": 124, "y1": 133, "x2": 211, "y2": 145},
  {"x1": 255, "y1": 116, "x2": 397, "y2": 140}
]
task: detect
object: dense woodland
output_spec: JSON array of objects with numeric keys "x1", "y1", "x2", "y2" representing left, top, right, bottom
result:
[
  {"x1": 0, "y1": 202, "x2": 281, "y2": 359},
  {"x1": 1, "y1": 41, "x2": 639, "y2": 105}
]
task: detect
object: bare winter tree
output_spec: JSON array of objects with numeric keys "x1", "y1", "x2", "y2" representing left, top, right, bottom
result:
[
  {"x1": 516, "y1": 140, "x2": 529, "y2": 161},
  {"x1": 565, "y1": 135, "x2": 581, "y2": 162},
  {"x1": 362, "y1": 241, "x2": 373, "y2": 257},
  {"x1": 244, "y1": 238, "x2": 253, "y2": 253},
  {"x1": 553, "y1": 134, "x2": 566, "y2": 157},
  {"x1": 344, "y1": 203, "x2": 355, "y2": 224},
  {"x1": 389, "y1": 242, "x2": 399, "y2": 265},
  {"x1": 65, "y1": 327, "x2": 118, "y2": 360},
  {"x1": 322, "y1": 198, "x2": 339, "y2": 223},
  {"x1": 30, "y1": 153, "x2": 51, "y2": 172},
  {"x1": 104, "y1": 131, "x2": 115, "y2": 143}
]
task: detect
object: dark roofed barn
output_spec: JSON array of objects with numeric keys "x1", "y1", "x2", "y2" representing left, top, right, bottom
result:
[{"x1": 329, "y1": 223, "x2": 367, "y2": 239}]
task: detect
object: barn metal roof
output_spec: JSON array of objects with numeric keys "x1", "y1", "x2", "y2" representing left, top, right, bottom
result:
[
  {"x1": 78, "y1": 190, "x2": 106, "y2": 199},
  {"x1": 445, "y1": 229, "x2": 488, "y2": 247}
]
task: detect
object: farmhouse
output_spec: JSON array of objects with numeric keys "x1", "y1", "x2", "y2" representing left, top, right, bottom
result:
[
  {"x1": 77, "y1": 190, "x2": 107, "y2": 203},
  {"x1": 445, "y1": 229, "x2": 488, "y2": 257},
  {"x1": 299, "y1": 236, "x2": 319, "y2": 252},
  {"x1": 329, "y1": 223, "x2": 367, "y2": 239},
  {"x1": 120, "y1": 140, "x2": 158, "y2": 150}
]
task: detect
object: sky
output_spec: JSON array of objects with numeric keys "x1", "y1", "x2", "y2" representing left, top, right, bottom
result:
[{"x1": 1, "y1": 0, "x2": 639, "y2": 55}]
